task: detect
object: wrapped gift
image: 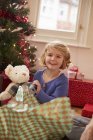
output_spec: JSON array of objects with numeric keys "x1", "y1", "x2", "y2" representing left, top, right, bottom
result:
[
  {"x1": 69, "y1": 79, "x2": 93, "y2": 107},
  {"x1": 69, "y1": 65, "x2": 78, "y2": 73},
  {"x1": 82, "y1": 104, "x2": 93, "y2": 118},
  {"x1": 69, "y1": 64, "x2": 85, "y2": 80},
  {"x1": 76, "y1": 72, "x2": 84, "y2": 80},
  {"x1": 68, "y1": 65, "x2": 78, "y2": 79},
  {"x1": 68, "y1": 70, "x2": 77, "y2": 79}
]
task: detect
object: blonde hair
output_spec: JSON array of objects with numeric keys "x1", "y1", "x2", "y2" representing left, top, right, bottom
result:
[{"x1": 40, "y1": 41, "x2": 71, "y2": 69}]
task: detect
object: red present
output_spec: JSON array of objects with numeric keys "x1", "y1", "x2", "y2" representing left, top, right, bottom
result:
[
  {"x1": 76, "y1": 72, "x2": 84, "y2": 80},
  {"x1": 68, "y1": 70, "x2": 76, "y2": 79},
  {"x1": 69, "y1": 65, "x2": 78, "y2": 72},
  {"x1": 82, "y1": 104, "x2": 93, "y2": 118},
  {"x1": 69, "y1": 79, "x2": 93, "y2": 107},
  {"x1": 68, "y1": 65, "x2": 78, "y2": 79}
]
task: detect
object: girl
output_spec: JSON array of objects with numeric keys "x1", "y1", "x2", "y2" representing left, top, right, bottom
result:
[{"x1": 32, "y1": 41, "x2": 71, "y2": 103}]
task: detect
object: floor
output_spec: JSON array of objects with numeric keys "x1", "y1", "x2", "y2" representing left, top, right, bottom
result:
[{"x1": 72, "y1": 106, "x2": 82, "y2": 116}]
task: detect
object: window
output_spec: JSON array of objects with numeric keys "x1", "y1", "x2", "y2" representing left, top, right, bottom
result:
[
  {"x1": 37, "y1": 0, "x2": 79, "y2": 32},
  {"x1": 30, "y1": 0, "x2": 92, "y2": 47}
]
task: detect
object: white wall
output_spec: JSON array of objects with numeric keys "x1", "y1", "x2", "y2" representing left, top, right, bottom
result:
[{"x1": 28, "y1": 0, "x2": 93, "y2": 80}]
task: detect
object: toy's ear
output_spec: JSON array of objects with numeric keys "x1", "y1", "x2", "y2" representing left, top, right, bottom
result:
[{"x1": 5, "y1": 64, "x2": 14, "y2": 76}]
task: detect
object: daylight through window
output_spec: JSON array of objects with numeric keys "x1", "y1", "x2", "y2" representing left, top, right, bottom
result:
[{"x1": 37, "y1": 0, "x2": 80, "y2": 32}]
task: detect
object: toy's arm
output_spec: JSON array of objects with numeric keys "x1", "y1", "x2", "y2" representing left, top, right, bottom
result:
[{"x1": 0, "y1": 83, "x2": 15, "y2": 100}]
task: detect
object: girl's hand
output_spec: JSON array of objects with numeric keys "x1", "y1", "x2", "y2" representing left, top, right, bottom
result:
[{"x1": 32, "y1": 80, "x2": 41, "y2": 94}]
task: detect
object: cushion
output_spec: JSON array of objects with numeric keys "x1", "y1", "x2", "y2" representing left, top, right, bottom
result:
[{"x1": 82, "y1": 104, "x2": 93, "y2": 118}]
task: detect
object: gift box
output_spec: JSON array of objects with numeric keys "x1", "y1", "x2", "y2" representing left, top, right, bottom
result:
[
  {"x1": 68, "y1": 65, "x2": 78, "y2": 79},
  {"x1": 69, "y1": 65, "x2": 78, "y2": 73},
  {"x1": 69, "y1": 64, "x2": 85, "y2": 80},
  {"x1": 69, "y1": 79, "x2": 93, "y2": 107},
  {"x1": 76, "y1": 72, "x2": 84, "y2": 80},
  {"x1": 68, "y1": 70, "x2": 77, "y2": 79},
  {"x1": 82, "y1": 104, "x2": 93, "y2": 118}
]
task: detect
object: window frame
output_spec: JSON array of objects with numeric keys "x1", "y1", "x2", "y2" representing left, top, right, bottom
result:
[{"x1": 29, "y1": 0, "x2": 92, "y2": 48}]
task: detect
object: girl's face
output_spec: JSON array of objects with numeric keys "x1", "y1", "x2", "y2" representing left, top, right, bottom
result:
[{"x1": 45, "y1": 48, "x2": 64, "y2": 70}]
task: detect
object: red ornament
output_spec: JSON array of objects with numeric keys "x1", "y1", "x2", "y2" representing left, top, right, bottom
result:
[
  {"x1": 17, "y1": 39, "x2": 26, "y2": 47},
  {"x1": 15, "y1": 16, "x2": 21, "y2": 22},
  {"x1": 6, "y1": 12, "x2": 15, "y2": 21},
  {"x1": 21, "y1": 16, "x2": 28, "y2": 23},
  {"x1": 0, "y1": 10, "x2": 6, "y2": 17}
]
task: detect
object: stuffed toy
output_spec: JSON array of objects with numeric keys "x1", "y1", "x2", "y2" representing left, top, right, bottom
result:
[{"x1": 0, "y1": 64, "x2": 30, "y2": 102}]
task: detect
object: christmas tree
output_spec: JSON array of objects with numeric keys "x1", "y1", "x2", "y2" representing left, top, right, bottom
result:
[{"x1": 0, "y1": 0, "x2": 37, "y2": 74}]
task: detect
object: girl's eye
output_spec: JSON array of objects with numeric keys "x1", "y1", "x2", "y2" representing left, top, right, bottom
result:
[
  {"x1": 47, "y1": 54, "x2": 52, "y2": 57},
  {"x1": 56, "y1": 55, "x2": 61, "y2": 58},
  {"x1": 15, "y1": 73, "x2": 17, "y2": 74}
]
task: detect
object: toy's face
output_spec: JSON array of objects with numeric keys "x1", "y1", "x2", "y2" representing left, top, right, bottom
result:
[{"x1": 9, "y1": 65, "x2": 30, "y2": 83}]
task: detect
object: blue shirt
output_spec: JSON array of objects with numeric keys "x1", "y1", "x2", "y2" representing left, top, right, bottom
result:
[{"x1": 33, "y1": 69, "x2": 69, "y2": 103}]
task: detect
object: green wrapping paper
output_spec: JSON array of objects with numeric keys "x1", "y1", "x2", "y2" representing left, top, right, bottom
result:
[{"x1": 0, "y1": 84, "x2": 72, "y2": 140}]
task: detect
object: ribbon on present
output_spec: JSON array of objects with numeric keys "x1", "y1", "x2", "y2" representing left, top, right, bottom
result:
[
  {"x1": 69, "y1": 65, "x2": 78, "y2": 73},
  {"x1": 69, "y1": 65, "x2": 84, "y2": 80},
  {"x1": 0, "y1": 84, "x2": 73, "y2": 140},
  {"x1": 68, "y1": 65, "x2": 78, "y2": 79}
]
